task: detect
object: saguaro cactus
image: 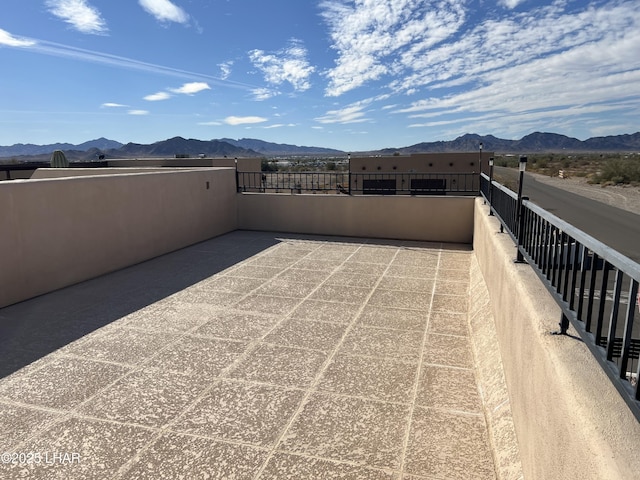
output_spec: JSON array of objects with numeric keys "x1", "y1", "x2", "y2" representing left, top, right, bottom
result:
[{"x1": 50, "y1": 150, "x2": 69, "y2": 168}]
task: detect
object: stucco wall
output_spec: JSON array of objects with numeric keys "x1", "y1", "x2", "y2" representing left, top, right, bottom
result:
[
  {"x1": 0, "y1": 168, "x2": 237, "y2": 308},
  {"x1": 473, "y1": 197, "x2": 640, "y2": 480},
  {"x1": 237, "y1": 193, "x2": 474, "y2": 243}
]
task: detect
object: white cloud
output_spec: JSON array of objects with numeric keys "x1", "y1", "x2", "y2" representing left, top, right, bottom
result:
[
  {"x1": 170, "y1": 82, "x2": 211, "y2": 94},
  {"x1": 198, "y1": 121, "x2": 223, "y2": 126},
  {"x1": 46, "y1": 0, "x2": 107, "y2": 35},
  {"x1": 0, "y1": 29, "x2": 36, "y2": 47},
  {"x1": 128, "y1": 110, "x2": 150, "y2": 115},
  {"x1": 249, "y1": 39, "x2": 315, "y2": 92},
  {"x1": 138, "y1": 0, "x2": 189, "y2": 24},
  {"x1": 224, "y1": 116, "x2": 268, "y2": 126},
  {"x1": 101, "y1": 102, "x2": 128, "y2": 108},
  {"x1": 218, "y1": 61, "x2": 233, "y2": 80},
  {"x1": 251, "y1": 87, "x2": 279, "y2": 101},
  {"x1": 144, "y1": 92, "x2": 172, "y2": 101},
  {"x1": 500, "y1": 0, "x2": 526, "y2": 9},
  {"x1": 320, "y1": 0, "x2": 466, "y2": 96}
]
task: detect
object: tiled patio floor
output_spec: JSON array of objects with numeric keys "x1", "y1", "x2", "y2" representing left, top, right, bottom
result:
[{"x1": 0, "y1": 231, "x2": 496, "y2": 479}]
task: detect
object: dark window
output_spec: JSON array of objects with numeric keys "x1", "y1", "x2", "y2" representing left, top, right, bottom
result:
[{"x1": 410, "y1": 178, "x2": 446, "y2": 195}]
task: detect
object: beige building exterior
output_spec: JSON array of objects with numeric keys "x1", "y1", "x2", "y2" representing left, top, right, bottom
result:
[{"x1": 348, "y1": 152, "x2": 492, "y2": 194}]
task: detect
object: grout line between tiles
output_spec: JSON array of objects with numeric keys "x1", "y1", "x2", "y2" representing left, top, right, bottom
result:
[
  {"x1": 398, "y1": 243, "x2": 443, "y2": 478},
  {"x1": 251, "y1": 242, "x2": 404, "y2": 479}
]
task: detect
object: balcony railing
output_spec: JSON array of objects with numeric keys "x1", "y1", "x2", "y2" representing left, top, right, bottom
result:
[
  {"x1": 481, "y1": 174, "x2": 640, "y2": 420},
  {"x1": 237, "y1": 171, "x2": 479, "y2": 196}
]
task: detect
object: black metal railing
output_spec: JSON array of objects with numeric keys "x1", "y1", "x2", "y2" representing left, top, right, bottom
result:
[
  {"x1": 481, "y1": 173, "x2": 640, "y2": 419},
  {"x1": 237, "y1": 171, "x2": 479, "y2": 196}
]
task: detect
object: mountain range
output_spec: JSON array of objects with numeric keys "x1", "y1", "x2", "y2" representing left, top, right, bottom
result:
[{"x1": 1, "y1": 132, "x2": 639, "y2": 161}]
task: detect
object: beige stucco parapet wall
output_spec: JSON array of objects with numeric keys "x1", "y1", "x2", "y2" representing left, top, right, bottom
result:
[
  {"x1": 237, "y1": 193, "x2": 474, "y2": 243},
  {"x1": 468, "y1": 254, "x2": 524, "y2": 480},
  {"x1": 473, "y1": 197, "x2": 640, "y2": 480},
  {"x1": 0, "y1": 168, "x2": 237, "y2": 308}
]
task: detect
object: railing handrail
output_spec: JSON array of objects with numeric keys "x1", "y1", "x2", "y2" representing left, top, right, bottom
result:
[
  {"x1": 523, "y1": 199, "x2": 640, "y2": 282},
  {"x1": 480, "y1": 172, "x2": 640, "y2": 420}
]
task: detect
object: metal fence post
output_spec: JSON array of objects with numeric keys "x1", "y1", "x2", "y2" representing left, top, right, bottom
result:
[
  {"x1": 515, "y1": 156, "x2": 527, "y2": 263},
  {"x1": 488, "y1": 157, "x2": 494, "y2": 215}
]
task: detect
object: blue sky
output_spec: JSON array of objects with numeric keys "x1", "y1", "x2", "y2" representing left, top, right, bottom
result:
[{"x1": 1, "y1": 0, "x2": 638, "y2": 151}]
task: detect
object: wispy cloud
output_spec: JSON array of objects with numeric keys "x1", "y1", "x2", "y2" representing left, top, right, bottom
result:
[
  {"x1": 249, "y1": 38, "x2": 315, "y2": 92},
  {"x1": 46, "y1": 0, "x2": 108, "y2": 35},
  {"x1": 0, "y1": 29, "x2": 36, "y2": 47},
  {"x1": 144, "y1": 92, "x2": 172, "y2": 101},
  {"x1": 224, "y1": 116, "x2": 268, "y2": 126},
  {"x1": 138, "y1": 0, "x2": 189, "y2": 24},
  {"x1": 128, "y1": 110, "x2": 150, "y2": 115},
  {"x1": 315, "y1": 95, "x2": 390, "y2": 124},
  {"x1": 218, "y1": 61, "x2": 233, "y2": 80},
  {"x1": 319, "y1": 0, "x2": 465, "y2": 96},
  {"x1": 169, "y1": 82, "x2": 211, "y2": 94},
  {"x1": 101, "y1": 102, "x2": 128, "y2": 108},
  {"x1": 0, "y1": 30, "x2": 256, "y2": 90},
  {"x1": 251, "y1": 87, "x2": 279, "y2": 101}
]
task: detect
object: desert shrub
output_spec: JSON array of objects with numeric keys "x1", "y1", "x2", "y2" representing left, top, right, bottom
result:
[{"x1": 591, "y1": 158, "x2": 640, "y2": 184}]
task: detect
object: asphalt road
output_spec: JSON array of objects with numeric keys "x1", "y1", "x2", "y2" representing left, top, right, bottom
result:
[{"x1": 494, "y1": 167, "x2": 640, "y2": 263}]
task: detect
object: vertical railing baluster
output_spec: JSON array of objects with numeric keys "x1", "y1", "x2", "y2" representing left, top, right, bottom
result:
[
  {"x1": 606, "y1": 268, "x2": 624, "y2": 361},
  {"x1": 619, "y1": 279, "x2": 638, "y2": 379},
  {"x1": 595, "y1": 262, "x2": 611, "y2": 346}
]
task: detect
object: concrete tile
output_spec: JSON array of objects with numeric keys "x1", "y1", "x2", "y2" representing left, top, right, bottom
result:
[
  {"x1": 341, "y1": 326, "x2": 423, "y2": 361},
  {"x1": 392, "y1": 250, "x2": 439, "y2": 267},
  {"x1": 0, "y1": 402, "x2": 60, "y2": 451},
  {"x1": 118, "y1": 432, "x2": 269, "y2": 480},
  {"x1": 173, "y1": 380, "x2": 305, "y2": 447},
  {"x1": 336, "y1": 262, "x2": 388, "y2": 276},
  {"x1": 310, "y1": 284, "x2": 373, "y2": 305},
  {"x1": 435, "y1": 269, "x2": 469, "y2": 283},
  {"x1": 193, "y1": 311, "x2": 281, "y2": 341},
  {"x1": 277, "y1": 268, "x2": 331, "y2": 284},
  {"x1": 347, "y1": 247, "x2": 398, "y2": 264},
  {"x1": 292, "y1": 258, "x2": 340, "y2": 272},
  {"x1": 80, "y1": 368, "x2": 207, "y2": 428},
  {"x1": 393, "y1": 248, "x2": 440, "y2": 267},
  {"x1": 305, "y1": 249, "x2": 355, "y2": 262},
  {"x1": 404, "y1": 407, "x2": 495, "y2": 479},
  {"x1": 385, "y1": 265, "x2": 437, "y2": 279},
  {"x1": 357, "y1": 306, "x2": 427, "y2": 332},
  {"x1": 167, "y1": 288, "x2": 243, "y2": 306},
  {"x1": 264, "y1": 317, "x2": 348, "y2": 351},
  {"x1": 249, "y1": 255, "x2": 299, "y2": 268},
  {"x1": 416, "y1": 366, "x2": 482, "y2": 413},
  {"x1": 325, "y1": 271, "x2": 381, "y2": 288},
  {"x1": 429, "y1": 311, "x2": 469, "y2": 336},
  {"x1": 438, "y1": 254, "x2": 472, "y2": 271},
  {"x1": 234, "y1": 294, "x2": 301, "y2": 315},
  {"x1": 199, "y1": 275, "x2": 267, "y2": 293},
  {"x1": 0, "y1": 356, "x2": 129, "y2": 409},
  {"x1": 228, "y1": 264, "x2": 286, "y2": 279},
  {"x1": 147, "y1": 336, "x2": 248, "y2": 381},
  {"x1": 255, "y1": 279, "x2": 319, "y2": 298},
  {"x1": 434, "y1": 280, "x2": 469, "y2": 296},
  {"x1": 259, "y1": 452, "x2": 398, "y2": 480},
  {"x1": 60, "y1": 328, "x2": 171, "y2": 366},
  {"x1": 124, "y1": 301, "x2": 224, "y2": 333},
  {"x1": 2, "y1": 416, "x2": 155, "y2": 480},
  {"x1": 316, "y1": 354, "x2": 418, "y2": 403},
  {"x1": 227, "y1": 344, "x2": 328, "y2": 388},
  {"x1": 376, "y1": 276, "x2": 434, "y2": 293},
  {"x1": 423, "y1": 334, "x2": 473, "y2": 368},
  {"x1": 291, "y1": 300, "x2": 360, "y2": 324},
  {"x1": 431, "y1": 294, "x2": 469, "y2": 314},
  {"x1": 268, "y1": 244, "x2": 316, "y2": 259},
  {"x1": 368, "y1": 290, "x2": 432, "y2": 311},
  {"x1": 279, "y1": 392, "x2": 411, "y2": 470}
]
